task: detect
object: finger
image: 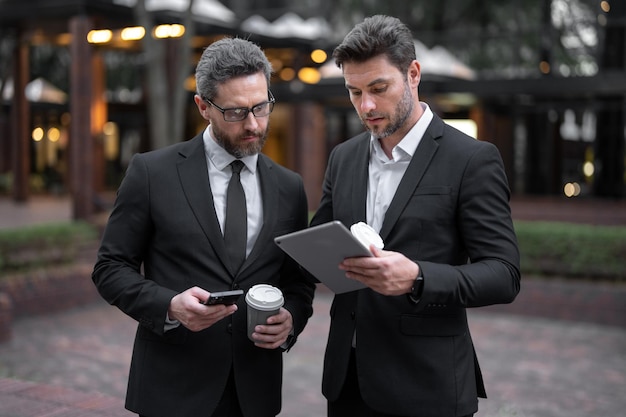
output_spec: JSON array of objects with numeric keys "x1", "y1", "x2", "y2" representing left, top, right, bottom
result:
[
  {"x1": 265, "y1": 309, "x2": 289, "y2": 325},
  {"x1": 189, "y1": 286, "x2": 211, "y2": 302},
  {"x1": 254, "y1": 322, "x2": 286, "y2": 337}
]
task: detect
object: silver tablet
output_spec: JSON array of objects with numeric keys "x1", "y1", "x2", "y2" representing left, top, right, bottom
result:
[{"x1": 274, "y1": 221, "x2": 371, "y2": 293}]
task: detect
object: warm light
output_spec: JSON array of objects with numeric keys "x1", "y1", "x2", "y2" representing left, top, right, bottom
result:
[
  {"x1": 102, "y1": 122, "x2": 120, "y2": 161},
  {"x1": 87, "y1": 29, "x2": 113, "y2": 44},
  {"x1": 170, "y1": 24, "x2": 185, "y2": 37},
  {"x1": 102, "y1": 122, "x2": 117, "y2": 136},
  {"x1": 121, "y1": 26, "x2": 146, "y2": 41},
  {"x1": 563, "y1": 182, "x2": 581, "y2": 197},
  {"x1": 310, "y1": 49, "x2": 327, "y2": 64},
  {"x1": 47, "y1": 127, "x2": 61, "y2": 142},
  {"x1": 154, "y1": 24, "x2": 185, "y2": 39},
  {"x1": 270, "y1": 59, "x2": 284, "y2": 72},
  {"x1": 154, "y1": 25, "x2": 170, "y2": 39},
  {"x1": 279, "y1": 67, "x2": 296, "y2": 81},
  {"x1": 539, "y1": 61, "x2": 551, "y2": 74},
  {"x1": 444, "y1": 119, "x2": 478, "y2": 139},
  {"x1": 184, "y1": 75, "x2": 196, "y2": 92},
  {"x1": 601, "y1": 1, "x2": 610, "y2": 13},
  {"x1": 55, "y1": 33, "x2": 72, "y2": 46},
  {"x1": 583, "y1": 161, "x2": 595, "y2": 177},
  {"x1": 297, "y1": 67, "x2": 321, "y2": 84},
  {"x1": 32, "y1": 127, "x2": 44, "y2": 142}
]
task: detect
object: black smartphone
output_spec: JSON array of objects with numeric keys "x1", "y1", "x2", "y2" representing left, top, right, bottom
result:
[{"x1": 203, "y1": 289, "x2": 244, "y2": 305}]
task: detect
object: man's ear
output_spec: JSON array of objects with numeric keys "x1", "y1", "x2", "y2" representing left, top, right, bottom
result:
[
  {"x1": 194, "y1": 94, "x2": 211, "y2": 121},
  {"x1": 408, "y1": 60, "x2": 421, "y2": 87}
]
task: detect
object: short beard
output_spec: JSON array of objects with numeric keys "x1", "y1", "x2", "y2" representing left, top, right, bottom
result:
[
  {"x1": 364, "y1": 82, "x2": 414, "y2": 140},
  {"x1": 212, "y1": 124, "x2": 269, "y2": 158}
]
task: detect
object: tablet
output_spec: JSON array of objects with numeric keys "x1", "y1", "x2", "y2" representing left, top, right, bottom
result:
[{"x1": 274, "y1": 221, "x2": 371, "y2": 293}]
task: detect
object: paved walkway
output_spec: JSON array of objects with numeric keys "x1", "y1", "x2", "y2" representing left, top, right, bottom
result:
[
  {"x1": 0, "y1": 195, "x2": 625, "y2": 416},
  {"x1": 0, "y1": 287, "x2": 625, "y2": 417}
]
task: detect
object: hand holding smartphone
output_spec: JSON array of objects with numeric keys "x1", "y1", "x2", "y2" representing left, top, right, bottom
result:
[{"x1": 202, "y1": 289, "x2": 244, "y2": 305}]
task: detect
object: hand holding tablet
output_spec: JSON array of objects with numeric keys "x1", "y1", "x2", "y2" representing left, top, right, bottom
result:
[{"x1": 274, "y1": 221, "x2": 384, "y2": 293}]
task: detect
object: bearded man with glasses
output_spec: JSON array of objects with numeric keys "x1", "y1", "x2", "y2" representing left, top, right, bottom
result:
[{"x1": 92, "y1": 37, "x2": 315, "y2": 417}]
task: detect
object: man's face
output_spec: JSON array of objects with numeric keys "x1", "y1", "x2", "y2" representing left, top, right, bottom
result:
[
  {"x1": 342, "y1": 55, "x2": 421, "y2": 142},
  {"x1": 195, "y1": 72, "x2": 270, "y2": 158}
]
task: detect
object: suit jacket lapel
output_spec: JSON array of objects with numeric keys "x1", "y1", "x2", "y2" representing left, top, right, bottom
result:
[
  {"x1": 379, "y1": 115, "x2": 444, "y2": 241},
  {"x1": 177, "y1": 135, "x2": 231, "y2": 272},
  {"x1": 351, "y1": 133, "x2": 371, "y2": 224}
]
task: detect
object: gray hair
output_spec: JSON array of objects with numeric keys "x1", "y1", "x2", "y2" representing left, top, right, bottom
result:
[
  {"x1": 333, "y1": 15, "x2": 416, "y2": 75},
  {"x1": 195, "y1": 37, "x2": 273, "y2": 100}
]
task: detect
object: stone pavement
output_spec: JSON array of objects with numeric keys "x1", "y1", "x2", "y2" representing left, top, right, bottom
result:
[
  {"x1": 0, "y1": 285, "x2": 625, "y2": 417},
  {"x1": 0, "y1": 195, "x2": 625, "y2": 416}
]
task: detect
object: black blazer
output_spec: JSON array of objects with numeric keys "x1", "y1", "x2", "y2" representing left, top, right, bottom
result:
[
  {"x1": 311, "y1": 114, "x2": 520, "y2": 416},
  {"x1": 92, "y1": 134, "x2": 315, "y2": 417}
]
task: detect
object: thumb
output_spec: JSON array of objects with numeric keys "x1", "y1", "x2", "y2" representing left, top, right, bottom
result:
[{"x1": 370, "y1": 246, "x2": 383, "y2": 257}]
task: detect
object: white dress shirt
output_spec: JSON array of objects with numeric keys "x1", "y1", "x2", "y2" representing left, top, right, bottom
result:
[
  {"x1": 203, "y1": 126, "x2": 264, "y2": 257},
  {"x1": 164, "y1": 127, "x2": 264, "y2": 331},
  {"x1": 353, "y1": 103, "x2": 433, "y2": 346},
  {"x1": 366, "y1": 103, "x2": 434, "y2": 232}
]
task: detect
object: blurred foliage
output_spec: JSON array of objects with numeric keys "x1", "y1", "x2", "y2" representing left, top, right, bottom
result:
[
  {"x1": 0, "y1": 0, "x2": 606, "y2": 96},
  {"x1": 0, "y1": 221, "x2": 98, "y2": 274},
  {"x1": 0, "y1": 218, "x2": 624, "y2": 282},
  {"x1": 327, "y1": 0, "x2": 602, "y2": 77},
  {"x1": 515, "y1": 221, "x2": 626, "y2": 281}
]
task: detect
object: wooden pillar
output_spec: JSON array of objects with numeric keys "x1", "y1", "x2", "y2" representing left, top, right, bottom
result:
[
  {"x1": 10, "y1": 28, "x2": 30, "y2": 202},
  {"x1": 292, "y1": 102, "x2": 326, "y2": 212},
  {"x1": 69, "y1": 15, "x2": 95, "y2": 220},
  {"x1": 91, "y1": 52, "x2": 106, "y2": 194}
]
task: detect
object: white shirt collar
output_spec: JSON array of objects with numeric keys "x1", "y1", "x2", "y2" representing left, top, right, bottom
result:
[
  {"x1": 369, "y1": 102, "x2": 434, "y2": 162},
  {"x1": 203, "y1": 126, "x2": 258, "y2": 173}
]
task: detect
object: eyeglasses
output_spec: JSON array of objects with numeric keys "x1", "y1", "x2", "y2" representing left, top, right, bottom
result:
[{"x1": 203, "y1": 91, "x2": 275, "y2": 122}]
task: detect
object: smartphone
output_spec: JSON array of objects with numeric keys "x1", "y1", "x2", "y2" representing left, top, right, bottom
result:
[{"x1": 203, "y1": 289, "x2": 244, "y2": 305}]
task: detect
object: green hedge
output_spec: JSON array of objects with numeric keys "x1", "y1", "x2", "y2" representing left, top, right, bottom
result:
[
  {"x1": 0, "y1": 219, "x2": 624, "y2": 282},
  {"x1": 515, "y1": 221, "x2": 626, "y2": 282},
  {"x1": 0, "y1": 221, "x2": 98, "y2": 274}
]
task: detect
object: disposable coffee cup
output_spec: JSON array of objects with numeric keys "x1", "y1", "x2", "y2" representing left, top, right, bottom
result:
[{"x1": 245, "y1": 284, "x2": 284, "y2": 341}]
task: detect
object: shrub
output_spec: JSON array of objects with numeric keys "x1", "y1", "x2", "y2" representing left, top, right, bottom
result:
[
  {"x1": 514, "y1": 221, "x2": 626, "y2": 282},
  {"x1": 0, "y1": 221, "x2": 98, "y2": 274}
]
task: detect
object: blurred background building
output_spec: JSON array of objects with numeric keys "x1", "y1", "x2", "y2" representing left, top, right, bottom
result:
[{"x1": 0, "y1": 0, "x2": 624, "y2": 220}]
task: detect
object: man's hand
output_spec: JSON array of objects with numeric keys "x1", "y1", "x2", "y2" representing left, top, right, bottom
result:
[
  {"x1": 340, "y1": 246, "x2": 419, "y2": 296},
  {"x1": 250, "y1": 307, "x2": 293, "y2": 349},
  {"x1": 168, "y1": 286, "x2": 237, "y2": 332}
]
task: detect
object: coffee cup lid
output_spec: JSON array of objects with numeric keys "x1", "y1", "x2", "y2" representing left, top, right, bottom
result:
[{"x1": 245, "y1": 284, "x2": 284, "y2": 311}]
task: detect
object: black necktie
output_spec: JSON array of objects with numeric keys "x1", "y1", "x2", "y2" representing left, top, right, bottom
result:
[{"x1": 224, "y1": 160, "x2": 247, "y2": 273}]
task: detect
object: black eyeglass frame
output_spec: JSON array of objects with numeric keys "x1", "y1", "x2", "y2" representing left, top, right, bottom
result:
[{"x1": 202, "y1": 91, "x2": 275, "y2": 122}]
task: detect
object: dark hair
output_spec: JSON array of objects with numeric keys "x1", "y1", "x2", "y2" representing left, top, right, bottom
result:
[
  {"x1": 195, "y1": 37, "x2": 273, "y2": 100},
  {"x1": 332, "y1": 15, "x2": 416, "y2": 75}
]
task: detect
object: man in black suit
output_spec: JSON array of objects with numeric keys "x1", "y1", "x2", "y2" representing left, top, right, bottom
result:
[
  {"x1": 92, "y1": 37, "x2": 315, "y2": 417},
  {"x1": 310, "y1": 15, "x2": 521, "y2": 417}
]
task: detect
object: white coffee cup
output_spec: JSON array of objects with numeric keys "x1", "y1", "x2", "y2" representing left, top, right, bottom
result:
[
  {"x1": 350, "y1": 221, "x2": 384, "y2": 251},
  {"x1": 245, "y1": 284, "x2": 284, "y2": 341}
]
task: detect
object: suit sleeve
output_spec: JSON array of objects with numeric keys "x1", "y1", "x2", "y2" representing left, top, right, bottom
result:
[
  {"x1": 92, "y1": 154, "x2": 177, "y2": 334},
  {"x1": 419, "y1": 142, "x2": 521, "y2": 308},
  {"x1": 277, "y1": 172, "x2": 316, "y2": 342}
]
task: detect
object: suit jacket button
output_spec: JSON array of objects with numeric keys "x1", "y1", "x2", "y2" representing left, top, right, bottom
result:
[
  {"x1": 350, "y1": 312, "x2": 356, "y2": 320},
  {"x1": 227, "y1": 323, "x2": 233, "y2": 333}
]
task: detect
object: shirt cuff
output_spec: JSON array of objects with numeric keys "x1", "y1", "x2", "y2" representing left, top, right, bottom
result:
[{"x1": 164, "y1": 312, "x2": 181, "y2": 332}]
